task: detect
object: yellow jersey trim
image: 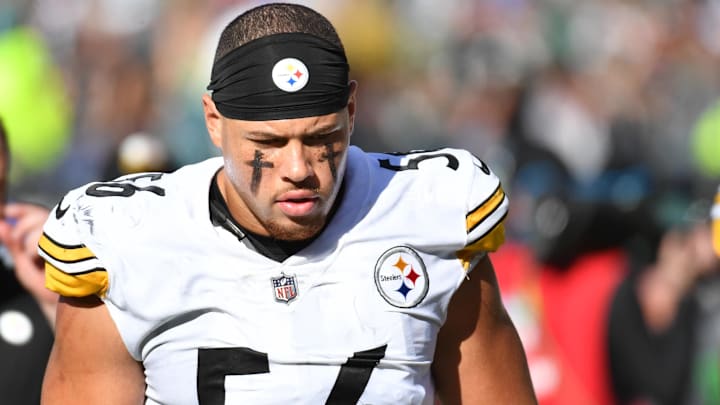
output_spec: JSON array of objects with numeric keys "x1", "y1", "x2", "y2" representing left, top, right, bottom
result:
[
  {"x1": 45, "y1": 261, "x2": 108, "y2": 297},
  {"x1": 457, "y1": 223, "x2": 506, "y2": 270},
  {"x1": 466, "y1": 185, "x2": 505, "y2": 233},
  {"x1": 39, "y1": 232, "x2": 96, "y2": 263}
]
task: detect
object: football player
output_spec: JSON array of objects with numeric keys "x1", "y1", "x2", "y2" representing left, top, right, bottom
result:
[{"x1": 39, "y1": 3, "x2": 536, "y2": 404}]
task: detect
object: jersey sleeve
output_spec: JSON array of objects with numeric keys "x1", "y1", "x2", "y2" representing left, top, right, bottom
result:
[
  {"x1": 712, "y1": 186, "x2": 720, "y2": 257},
  {"x1": 39, "y1": 187, "x2": 109, "y2": 298},
  {"x1": 456, "y1": 154, "x2": 508, "y2": 269}
]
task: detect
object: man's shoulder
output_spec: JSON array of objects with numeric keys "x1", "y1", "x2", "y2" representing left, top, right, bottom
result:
[
  {"x1": 357, "y1": 147, "x2": 494, "y2": 200},
  {"x1": 351, "y1": 146, "x2": 478, "y2": 184},
  {"x1": 56, "y1": 158, "x2": 221, "y2": 215},
  {"x1": 46, "y1": 157, "x2": 223, "y2": 241},
  {"x1": 362, "y1": 146, "x2": 473, "y2": 169},
  {"x1": 346, "y1": 146, "x2": 507, "y2": 252}
]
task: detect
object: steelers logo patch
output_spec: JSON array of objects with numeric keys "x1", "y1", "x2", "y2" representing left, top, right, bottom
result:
[
  {"x1": 374, "y1": 246, "x2": 429, "y2": 308},
  {"x1": 271, "y1": 57, "x2": 309, "y2": 92}
]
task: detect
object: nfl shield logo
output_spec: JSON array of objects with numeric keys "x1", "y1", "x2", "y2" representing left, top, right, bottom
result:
[{"x1": 271, "y1": 273, "x2": 298, "y2": 303}]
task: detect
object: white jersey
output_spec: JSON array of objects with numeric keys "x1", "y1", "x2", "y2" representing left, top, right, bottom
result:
[{"x1": 40, "y1": 146, "x2": 507, "y2": 405}]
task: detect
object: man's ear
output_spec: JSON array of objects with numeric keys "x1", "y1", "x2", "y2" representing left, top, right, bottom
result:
[
  {"x1": 202, "y1": 93, "x2": 223, "y2": 148},
  {"x1": 346, "y1": 80, "x2": 358, "y2": 136}
]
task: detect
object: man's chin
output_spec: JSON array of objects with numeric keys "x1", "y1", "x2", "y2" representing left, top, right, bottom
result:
[{"x1": 266, "y1": 218, "x2": 325, "y2": 241}]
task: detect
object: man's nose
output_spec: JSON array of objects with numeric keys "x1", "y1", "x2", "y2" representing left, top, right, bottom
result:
[{"x1": 282, "y1": 141, "x2": 313, "y2": 183}]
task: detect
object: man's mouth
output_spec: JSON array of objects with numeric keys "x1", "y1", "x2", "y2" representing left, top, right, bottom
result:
[{"x1": 276, "y1": 191, "x2": 320, "y2": 217}]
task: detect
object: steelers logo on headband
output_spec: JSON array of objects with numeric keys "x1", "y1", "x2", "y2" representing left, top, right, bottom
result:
[
  {"x1": 207, "y1": 32, "x2": 351, "y2": 121},
  {"x1": 272, "y1": 58, "x2": 309, "y2": 92}
]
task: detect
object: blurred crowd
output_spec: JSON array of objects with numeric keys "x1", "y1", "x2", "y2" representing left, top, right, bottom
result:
[{"x1": 1, "y1": 0, "x2": 720, "y2": 404}]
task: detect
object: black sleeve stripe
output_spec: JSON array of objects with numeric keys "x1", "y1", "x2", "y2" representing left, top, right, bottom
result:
[
  {"x1": 466, "y1": 211, "x2": 508, "y2": 247},
  {"x1": 39, "y1": 232, "x2": 97, "y2": 263},
  {"x1": 466, "y1": 183, "x2": 505, "y2": 234}
]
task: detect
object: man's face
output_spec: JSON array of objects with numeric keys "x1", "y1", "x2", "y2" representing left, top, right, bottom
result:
[{"x1": 203, "y1": 82, "x2": 356, "y2": 241}]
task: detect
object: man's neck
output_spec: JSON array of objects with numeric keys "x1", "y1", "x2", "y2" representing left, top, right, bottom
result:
[{"x1": 208, "y1": 170, "x2": 344, "y2": 262}]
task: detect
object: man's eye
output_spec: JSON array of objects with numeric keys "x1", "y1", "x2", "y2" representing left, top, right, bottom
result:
[
  {"x1": 253, "y1": 139, "x2": 282, "y2": 146},
  {"x1": 306, "y1": 133, "x2": 334, "y2": 145}
]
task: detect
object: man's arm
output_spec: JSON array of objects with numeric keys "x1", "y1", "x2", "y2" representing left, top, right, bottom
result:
[
  {"x1": 42, "y1": 295, "x2": 145, "y2": 405},
  {"x1": 432, "y1": 254, "x2": 536, "y2": 404}
]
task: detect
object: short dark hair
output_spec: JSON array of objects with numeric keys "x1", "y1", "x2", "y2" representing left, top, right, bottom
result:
[{"x1": 214, "y1": 3, "x2": 344, "y2": 62}]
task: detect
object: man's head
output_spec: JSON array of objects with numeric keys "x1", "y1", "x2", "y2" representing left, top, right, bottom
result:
[
  {"x1": 212, "y1": 3, "x2": 345, "y2": 63},
  {"x1": 202, "y1": 3, "x2": 357, "y2": 241}
]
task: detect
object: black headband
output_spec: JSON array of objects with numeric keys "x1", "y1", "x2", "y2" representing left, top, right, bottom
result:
[{"x1": 207, "y1": 32, "x2": 351, "y2": 121}]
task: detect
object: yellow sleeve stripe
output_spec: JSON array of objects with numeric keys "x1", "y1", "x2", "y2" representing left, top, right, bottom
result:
[
  {"x1": 45, "y1": 261, "x2": 108, "y2": 297},
  {"x1": 457, "y1": 225, "x2": 505, "y2": 271},
  {"x1": 39, "y1": 232, "x2": 96, "y2": 263},
  {"x1": 456, "y1": 224, "x2": 502, "y2": 271},
  {"x1": 458, "y1": 222, "x2": 506, "y2": 269},
  {"x1": 466, "y1": 184, "x2": 505, "y2": 233}
]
